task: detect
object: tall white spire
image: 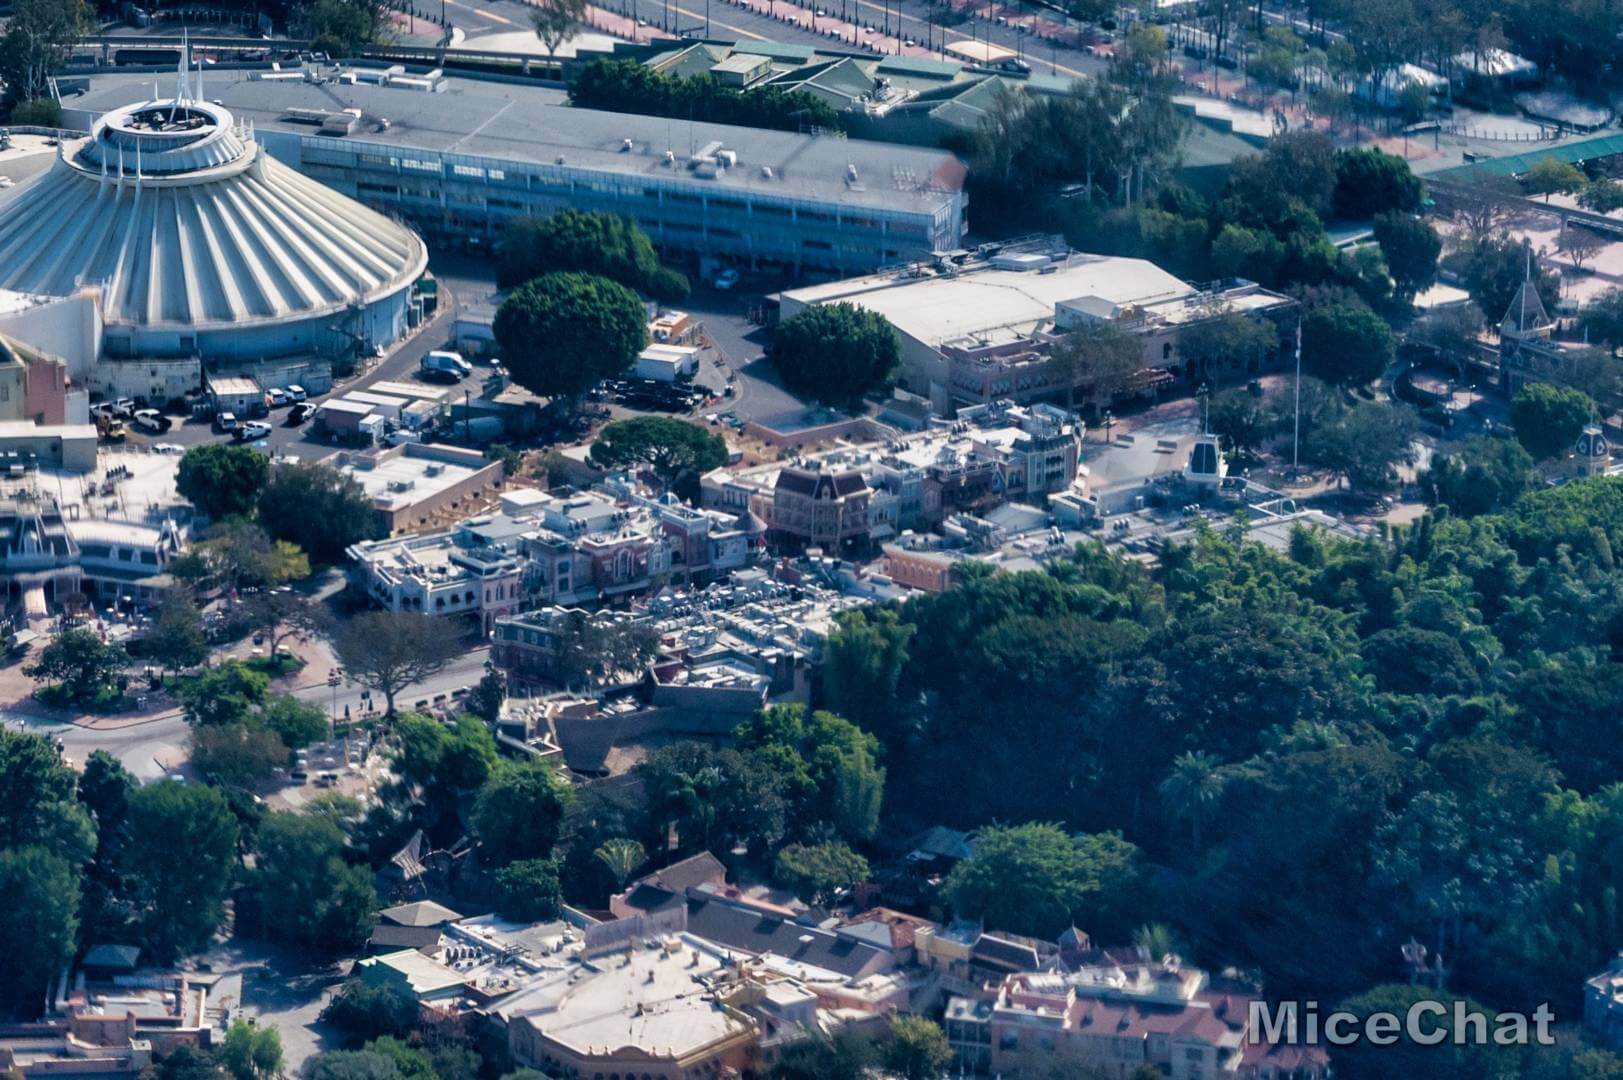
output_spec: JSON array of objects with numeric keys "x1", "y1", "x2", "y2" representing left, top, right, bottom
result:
[{"x1": 176, "y1": 30, "x2": 190, "y2": 102}]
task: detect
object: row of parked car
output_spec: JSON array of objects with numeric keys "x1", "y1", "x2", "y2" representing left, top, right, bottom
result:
[
  {"x1": 214, "y1": 384, "x2": 316, "y2": 441},
  {"x1": 590, "y1": 377, "x2": 711, "y2": 412}
]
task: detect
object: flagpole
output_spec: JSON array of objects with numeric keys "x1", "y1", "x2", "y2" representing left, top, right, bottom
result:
[{"x1": 1292, "y1": 322, "x2": 1302, "y2": 479}]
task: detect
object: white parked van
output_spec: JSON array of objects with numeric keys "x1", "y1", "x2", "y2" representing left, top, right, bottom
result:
[{"x1": 422, "y1": 350, "x2": 472, "y2": 378}]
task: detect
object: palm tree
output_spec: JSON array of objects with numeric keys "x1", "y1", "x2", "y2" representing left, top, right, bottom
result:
[
  {"x1": 593, "y1": 837, "x2": 646, "y2": 891},
  {"x1": 1133, "y1": 923, "x2": 1185, "y2": 964},
  {"x1": 1158, "y1": 750, "x2": 1226, "y2": 849}
]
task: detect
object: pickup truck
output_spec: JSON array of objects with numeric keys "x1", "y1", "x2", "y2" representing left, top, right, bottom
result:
[{"x1": 132, "y1": 409, "x2": 171, "y2": 434}]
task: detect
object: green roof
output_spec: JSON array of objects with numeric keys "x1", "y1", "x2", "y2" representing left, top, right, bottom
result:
[
  {"x1": 877, "y1": 55, "x2": 961, "y2": 78},
  {"x1": 733, "y1": 41, "x2": 817, "y2": 62},
  {"x1": 1429, "y1": 132, "x2": 1623, "y2": 182},
  {"x1": 1024, "y1": 73, "x2": 1078, "y2": 95}
]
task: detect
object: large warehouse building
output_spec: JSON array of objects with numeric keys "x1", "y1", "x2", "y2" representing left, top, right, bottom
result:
[
  {"x1": 779, "y1": 243, "x2": 1296, "y2": 411},
  {"x1": 57, "y1": 65, "x2": 969, "y2": 275},
  {"x1": 0, "y1": 65, "x2": 427, "y2": 366}
]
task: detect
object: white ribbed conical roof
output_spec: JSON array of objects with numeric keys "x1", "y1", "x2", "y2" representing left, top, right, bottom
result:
[{"x1": 0, "y1": 91, "x2": 425, "y2": 333}]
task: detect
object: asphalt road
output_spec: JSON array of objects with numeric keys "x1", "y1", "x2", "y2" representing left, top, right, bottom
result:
[
  {"x1": 449, "y1": 0, "x2": 1106, "y2": 78},
  {"x1": 28, "y1": 647, "x2": 492, "y2": 781},
  {"x1": 123, "y1": 265, "x2": 492, "y2": 457}
]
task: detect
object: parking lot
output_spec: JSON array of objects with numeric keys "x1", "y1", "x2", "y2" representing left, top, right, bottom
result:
[
  {"x1": 112, "y1": 321, "x2": 497, "y2": 458},
  {"x1": 97, "y1": 252, "x2": 813, "y2": 466}
]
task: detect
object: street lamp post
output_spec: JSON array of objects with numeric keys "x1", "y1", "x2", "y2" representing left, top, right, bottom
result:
[{"x1": 327, "y1": 668, "x2": 342, "y2": 737}]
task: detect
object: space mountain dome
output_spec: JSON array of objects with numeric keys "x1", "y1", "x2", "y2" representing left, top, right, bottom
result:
[{"x1": 0, "y1": 60, "x2": 427, "y2": 361}]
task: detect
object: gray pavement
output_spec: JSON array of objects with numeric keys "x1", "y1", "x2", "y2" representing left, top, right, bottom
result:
[
  {"x1": 194, "y1": 938, "x2": 348, "y2": 1074},
  {"x1": 22, "y1": 646, "x2": 492, "y2": 780},
  {"x1": 122, "y1": 263, "x2": 491, "y2": 458}
]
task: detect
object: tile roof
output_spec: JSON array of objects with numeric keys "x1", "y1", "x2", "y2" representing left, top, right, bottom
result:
[
  {"x1": 648, "y1": 851, "x2": 727, "y2": 893},
  {"x1": 367, "y1": 924, "x2": 445, "y2": 953},
  {"x1": 683, "y1": 896, "x2": 890, "y2": 979},
  {"x1": 974, "y1": 933, "x2": 1043, "y2": 972},
  {"x1": 379, "y1": 900, "x2": 464, "y2": 927}
]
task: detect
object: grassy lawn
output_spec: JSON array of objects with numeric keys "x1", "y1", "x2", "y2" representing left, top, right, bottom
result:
[
  {"x1": 246, "y1": 653, "x2": 307, "y2": 678},
  {"x1": 32, "y1": 683, "x2": 131, "y2": 714}
]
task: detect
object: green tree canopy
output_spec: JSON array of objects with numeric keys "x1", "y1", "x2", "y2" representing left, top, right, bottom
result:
[
  {"x1": 1583, "y1": 288, "x2": 1623, "y2": 347},
  {"x1": 735, "y1": 704, "x2": 886, "y2": 843},
  {"x1": 0, "y1": 728, "x2": 81, "y2": 849},
  {"x1": 189, "y1": 722, "x2": 288, "y2": 790},
  {"x1": 1, "y1": 0, "x2": 93, "y2": 115},
  {"x1": 244, "y1": 588, "x2": 329, "y2": 664},
  {"x1": 1180, "y1": 310, "x2": 1280, "y2": 379},
  {"x1": 0, "y1": 846, "x2": 80, "y2": 1016},
  {"x1": 473, "y1": 761, "x2": 573, "y2": 867},
  {"x1": 773, "y1": 840, "x2": 870, "y2": 906},
  {"x1": 772, "y1": 303, "x2": 900, "y2": 408},
  {"x1": 220, "y1": 1019, "x2": 283, "y2": 1080},
  {"x1": 1523, "y1": 157, "x2": 1588, "y2": 202},
  {"x1": 307, "y1": 0, "x2": 382, "y2": 54},
  {"x1": 144, "y1": 595, "x2": 210, "y2": 676},
  {"x1": 883, "y1": 1015, "x2": 953, "y2": 1080},
  {"x1": 942, "y1": 822, "x2": 1145, "y2": 939},
  {"x1": 321, "y1": 981, "x2": 419, "y2": 1043},
  {"x1": 1511, "y1": 382, "x2": 1595, "y2": 459},
  {"x1": 1372, "y1": 212, "x2": 1441, "y2": 301},
  {"x1": 172, "y1": 521, "x2": 310, "y2": 596},
  {"x1": 25, "y1": 627, "x2": 126, "y2": 704},
  {"x1": 258, "y1": 462, "x2": 378, "y2": 565},
  {"x1": 1581, "y1": 177, "x2": 1623, "y2": 213},
  {"x1": 1453, "y1": 233, "x2": 1559, "y2": 323},
  {"x1": 589, "y1": 416, "x2": 728, "y2": 498},
  {"x1": 1420, "y1": 437, "x2": 1534, "y2": 516},
  {"x1": 1049, "y1": 318, "x2": 1147, "y2": 409},
  {"x1": 529, "y1": 0, "x2": 586, "y2": 58},
  {"x1": 261, "y1": 693, "x2": 330, "y2": 751},
  {"x1": 1209, "y1": 386, "x2": 1272, "y2": 457},
  {"x1": 497, "y1": 209, "x2": 687, "y2": 302},
  {"x1": 179, "y1": 660, "x2": 270, "y2": 728},
  {"x1": 177, "y1": 444, "x2": 269, "y2": 521},
  {"x1": 569, "y1": 58, "x2": 842, "y2": 133},
  {"x1": 118, "y1": 780, "x2": 239, "y2": 960},
  {"x1": 492, "y1": 857, "x2": 562, "y2": 922},
  {"x1": 247, "y1": 810, "x2": 377, "y2": 954},
  {"x1": 1333, "y1": 147, "x2": 1422, "y2": 218},
  {"x1": 1301, "y1": 300, "x2": 1395, "y2": 386},
  {"x1": 494, "y1": 271, "x2": 648, "y2": 403},
  {"x1": 1303, "y1": 400, "x2": 1417, "y2": 490},
  {"x1": 820, "y1": 607, "x2": 914, "y2": 741},
  {"x1": 333, "y1": 612, "x2": 462, "y2": 716}
]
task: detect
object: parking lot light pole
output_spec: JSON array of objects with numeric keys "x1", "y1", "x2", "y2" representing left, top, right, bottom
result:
[{"x1": 328, "y1": 668, "x2": 342, "y2": 735}]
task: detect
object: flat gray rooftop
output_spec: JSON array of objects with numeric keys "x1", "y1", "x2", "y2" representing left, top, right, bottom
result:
[{"x1": 61, "y1": 69, "x2": 966, "y2": 215}]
